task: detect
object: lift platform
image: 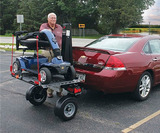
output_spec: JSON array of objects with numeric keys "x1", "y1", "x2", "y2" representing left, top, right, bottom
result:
[{"x1": 10, "y1": 23, "x2": 84, "y2": 121}]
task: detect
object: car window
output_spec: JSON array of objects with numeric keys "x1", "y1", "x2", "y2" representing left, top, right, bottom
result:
[
  {"x1": 143, "y1": 42, "x2": 151, "y2": 54},
  {"x1": 86, "y1": 36, "x2": 140, "y2": 52},
  {"x1": 149, "y1": 40, "x2": 160, "y2": 54}
]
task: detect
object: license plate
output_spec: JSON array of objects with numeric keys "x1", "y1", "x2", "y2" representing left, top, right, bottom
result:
[{"x1": 76, "y1": 73, "x2": 86, "y2": 82}]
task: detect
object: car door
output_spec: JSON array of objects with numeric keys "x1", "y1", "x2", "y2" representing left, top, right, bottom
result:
[{"x1": 149, "y1": 39, "x2": 160, "y2": 84}]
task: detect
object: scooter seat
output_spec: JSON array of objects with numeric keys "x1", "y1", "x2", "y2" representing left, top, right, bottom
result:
[{"x1": 19, "y1": 40, "x2": 50, "y2": 50}]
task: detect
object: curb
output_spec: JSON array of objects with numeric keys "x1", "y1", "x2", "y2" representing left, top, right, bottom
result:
[
  {"x1": 0, "y1": 49, "x2": 33, "y2": 55},
  {"x1": 0, "y1": 49, "x2": 6, "y2": 52}
]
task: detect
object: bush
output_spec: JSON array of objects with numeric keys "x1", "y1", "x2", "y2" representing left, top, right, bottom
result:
[{"x1": 5, "y1": 30, "x2": 14, "y2": 36}]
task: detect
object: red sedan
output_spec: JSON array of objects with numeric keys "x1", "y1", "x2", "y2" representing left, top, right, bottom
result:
[{"x1": 72, "y1": 34, "x2": 160, "y2": 101}]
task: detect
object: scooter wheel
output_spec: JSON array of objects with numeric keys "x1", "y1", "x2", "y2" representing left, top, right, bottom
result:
[
  {"x1": 40, "y1": 67, "x2": 52, "y2": 84},
  {"x1": 26, "y1": 85, "x2": 47, "y2": 106},
  {"x1": 54, "y1": 95, "x2": 77, "y2": 121},
  {"x1": 13, "y1": 60, "x2": 21, "y2": 74}
]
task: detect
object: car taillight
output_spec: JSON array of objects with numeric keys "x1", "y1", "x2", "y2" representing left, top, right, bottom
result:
[{"x1": 105, "y1": 56, "x2": 126, "y2": 70}]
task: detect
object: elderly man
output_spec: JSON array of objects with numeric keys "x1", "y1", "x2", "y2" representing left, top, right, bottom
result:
[
  {"x1": 39, "y1": 13, "x2": 63, "y2": 98},
  {"x1": 40, "y1": 13, "x2": 62, "y2": 48},
  {"x1": 40, "y1": 13, "x2": 63, "y2": 62}
]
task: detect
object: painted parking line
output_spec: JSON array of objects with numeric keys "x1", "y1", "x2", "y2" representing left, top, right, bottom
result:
[{"x1": 122, "y1": 110, "x2": 160, "y2": 133}]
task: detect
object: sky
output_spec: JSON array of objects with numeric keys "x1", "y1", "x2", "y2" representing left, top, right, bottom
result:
[{"x1": 142, "y1": 0, "x2": 160, "y2": 25}]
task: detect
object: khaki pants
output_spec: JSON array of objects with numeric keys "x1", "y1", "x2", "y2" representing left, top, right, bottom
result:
[
  {"x1": 47, "y1": 88, "x2": 63, "y2": 94},
  {"x1": 41, "y1": 50, "x2": 54, "y2": 62},
  {"x1": 42, "y1": 50, "x2": 63, "y2": 96}
]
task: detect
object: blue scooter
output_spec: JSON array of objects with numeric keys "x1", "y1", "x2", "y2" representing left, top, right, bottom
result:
[{"x1": 12, "y1": 29, "x2": 76, "y2": 84}]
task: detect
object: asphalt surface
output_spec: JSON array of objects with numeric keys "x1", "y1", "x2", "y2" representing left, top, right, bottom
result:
[{"x1": 1, "y1": 47, "x2": 160, "y2": 132}]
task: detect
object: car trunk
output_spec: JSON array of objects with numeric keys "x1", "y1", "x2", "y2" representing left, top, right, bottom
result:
[{"x1": 72, "y1": 47, "x2": 113, "y2": 72}]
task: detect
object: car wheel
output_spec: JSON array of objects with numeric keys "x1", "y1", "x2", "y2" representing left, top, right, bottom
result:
[
  {"x1": 40, "y1": 67, "x2": 52, "y2": 84},
  {"x1": 133, "y1": 71, "x2": 152, "y2": 101},
  {"x1": 26, "y1": 85, "x2": 47, "y2": 106},
  {"x1": 54, "y1": 95, "x2": 77, "y2": 121},
  {"x1": 64, "y1": 66, "x2": 76, "y2": 80},
  {"x1": 13, "y1": 60, "x2": 21, "y2": 74}
]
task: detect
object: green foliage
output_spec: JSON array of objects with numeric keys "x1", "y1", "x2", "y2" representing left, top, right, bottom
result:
[
  {"x1": 16, "y1": 0, "x2": 45, "y2": 31},
  {"x1": 0, "y1": 0, "x2": 19, "y2": 34},
  {"x1": 98, "y1": 0, "x2": 155, "y2": 34},
  {"x1": 1, "y1": 0, "x2": 100, "y2": 34},
  {"x1": 55, "y1": 0, "x2": 99, "y2": 28},
  {"x1": 14, "y1": 0, "x2": 100, "y2": 31},
  {"x1": 0, "y1": 0, "x2": 156, "y2": 35}
]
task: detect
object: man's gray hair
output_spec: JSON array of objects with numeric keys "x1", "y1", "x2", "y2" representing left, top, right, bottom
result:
[{"x1": 48, "y1": 13, "x2": 57, "y2": 19}]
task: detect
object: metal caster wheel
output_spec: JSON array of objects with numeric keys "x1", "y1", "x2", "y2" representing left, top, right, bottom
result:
[{"x1": 54, "y1": 95, "x2": 78, "y2": 121}]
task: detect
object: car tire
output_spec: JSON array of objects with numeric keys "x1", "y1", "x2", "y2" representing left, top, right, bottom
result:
[
  {"x1": 40, "y1": 67, "x2": 52, "y2": 84},
  {"x1": 26, "y1": 85, "x2": 47, "y2": 106},
  {"x1": 54, "y1": 95, "x2": 77, "y2": 121},
  {"x1": 64, "y1": 66, "x2": 76, "y2": 80},
  {"x1": 13, "y1": 60, "x2": 21, "y2": 74},
  {"x1": 133, "y1": 71, "x2": 152, "y2": 101}
]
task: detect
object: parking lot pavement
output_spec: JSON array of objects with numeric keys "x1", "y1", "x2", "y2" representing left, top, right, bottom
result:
[{"x1": 1, "y1": 51, "x2": 160, "y2": 133}]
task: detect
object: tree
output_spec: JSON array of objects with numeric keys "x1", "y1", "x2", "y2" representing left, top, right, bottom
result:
[
  {"x1": 1, "y1": 0, "x2": 100, "y2": 34},
  {"x1": 16, "y1": 0, "x2": 45, "y2": 31},
  {"x1": 55, "y1": 0, "x2": 100, "y2": 28},
  {"x1": 41, "y1": 0, "x2": 57, "y2": 23},
  {"x1": 1, "y1": 0, "x2": 155, "y2": 35},
  {"x1": 0, "y1": 0, "x2": 19, "y2": 34},
  {"x1": 16, "y1": 0, "x2": 100, "y2": 31},
  {"x1": 98, "y1": 0, "x2": 155, "y2": 34}
]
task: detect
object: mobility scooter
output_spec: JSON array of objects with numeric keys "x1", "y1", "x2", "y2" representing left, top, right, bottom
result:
[{"x1": 12, "y1": 29, "x2": 76, "y2": 84}]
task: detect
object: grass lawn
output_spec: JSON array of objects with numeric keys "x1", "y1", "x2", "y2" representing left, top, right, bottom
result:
[
  {"x1": 0, "y1": 43, "x2": 14, "y2": 46},
  {"x1": 0, "y1": 43, "x2": 14, "y2": 51},
  {"x1": 0, "y1": 34, "x2": 13, "y2": 37}
]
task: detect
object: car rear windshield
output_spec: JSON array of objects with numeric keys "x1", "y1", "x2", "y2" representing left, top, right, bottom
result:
[{"x1": 86, "y1": 36, "x2": 140, "y2": 52}]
